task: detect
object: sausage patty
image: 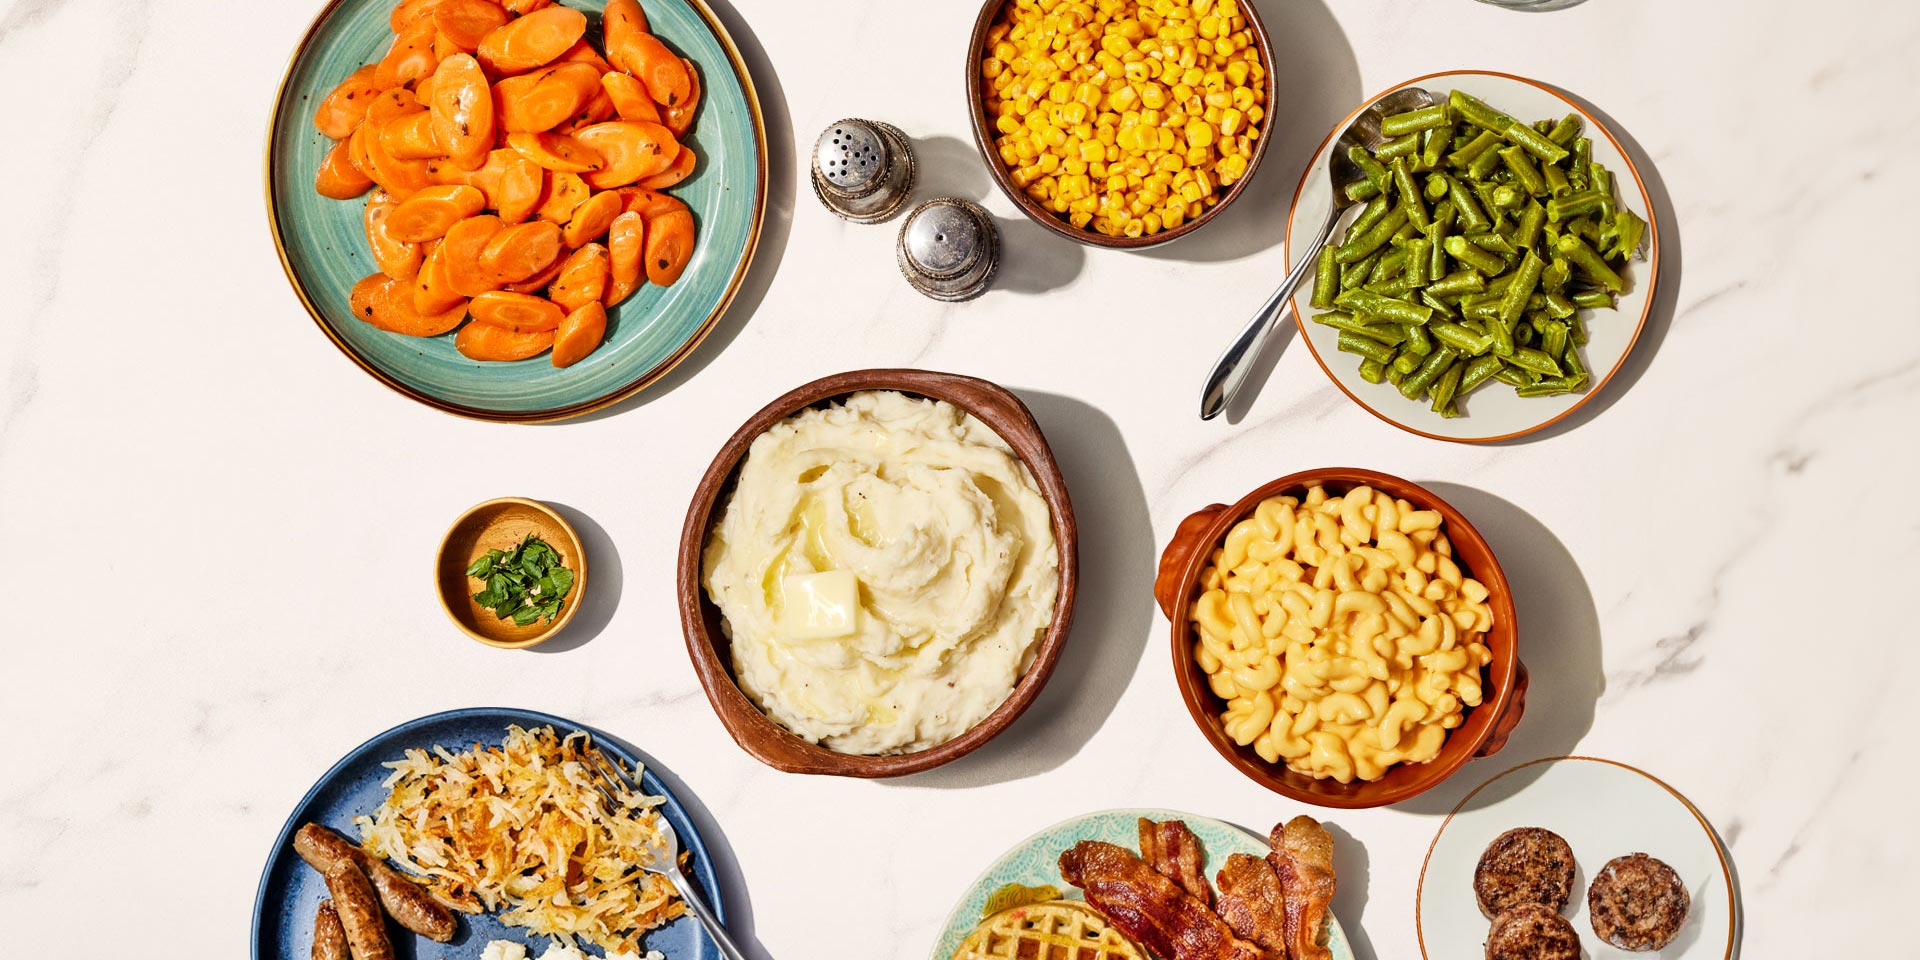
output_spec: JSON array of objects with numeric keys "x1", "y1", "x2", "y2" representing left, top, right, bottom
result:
[
  {"x1": 1484, "y1": 903, "x2": 1580, "y2": 960},
  {"x1": 1587, "y1": 853, "x2": 1690, "y2": 951},
  {"x1": 1473, "y1": 827, "x2": 1576, "y2": 918}
]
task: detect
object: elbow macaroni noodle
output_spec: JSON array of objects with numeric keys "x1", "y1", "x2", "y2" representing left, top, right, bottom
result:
[{"x1": 1188, "y1": 485, "x2": 1494, "y2": 783}]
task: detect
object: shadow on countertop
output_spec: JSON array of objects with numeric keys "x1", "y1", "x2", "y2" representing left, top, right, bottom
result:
[
  {"x1": 529, "y1": 501, "x2": 620, "y2": 654},
  {"x1": 888, "y1": 390, "x2": 1153, "y2": 790}
]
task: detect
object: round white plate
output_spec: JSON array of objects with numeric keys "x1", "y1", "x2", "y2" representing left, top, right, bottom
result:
[
  {"x1": 1417, "y1": 757, "x2": 1735, "y2": 960},
  {"x1": 930, "y1": 808, "x2": 1354, "y2": 960},
  {"x1": 1284, "y1": 71, "x2": 1660, "y2": 443}
]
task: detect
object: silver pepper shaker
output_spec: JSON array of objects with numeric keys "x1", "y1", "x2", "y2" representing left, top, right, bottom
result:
[
  {"x1": 810, "y1": 119, "x2": 915, "y2": 224},
  {"x1": 896, "y1": 198, "x2": 998, "y2": 302}
]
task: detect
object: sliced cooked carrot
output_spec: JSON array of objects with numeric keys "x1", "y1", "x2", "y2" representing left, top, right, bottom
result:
[
  {"x1": 381, "y1": 110, "x2": 445, "y2": 160},
  {"x1": 561, "y1": 190, "x2": 621, "y2": 246},
  {"x1": 430, "y1": 33, "x2": 462, "y2": 63},
  {"x1": 617, "y1": 186, "x2": 686, "y2": 220},
  {"x1": 551, "y1": 301, "x2": 607, "y2": 367},
  {"x1": 495, "y1": 62, "x2": 600, "y2": 132},
  {"x1": 606, "y1": 211, "x2": 644, "y2": 306},
  {"x1": 638, "y1": 144, "x2": 695, "y2": 189},
  {"x1": 602, "y1": 0, "x2": 652, "y2": 76},
  {"x1": 350, "y1": 273, "x2": 388, "y2": 324},
  {"x1": 627, "y1": 34, "x2": 691, "y2": 108},
  {"x1": 536, "y1": 171, "x2": 589, "y2": 223},
  {"x1": 427, "y1": 146, "x2": 509, "y2": 200},
  {"x1": 390, "y1": 0, "x2": 446, "y2": 32},
  {"x1": 481, "y1": 219, "x2": 563, "y2": 282},
  {"x1": 317, "y1": 138, "x2": 375, "y2": 199},
  {"x1": 428, "y1": 53, "x2": 493, "y2": 170},
  {"x1": 574, "y1": 120, "x2": 675, "y2": 188},
  {"x1": 365, "y1": 190, "x2": 425, "y2": 280},
  {"x1": 376, "y1": 18, "x2": 440, "y2": 88},
  {"x1": 599, "y1": 71, "x2": 662, "y2": 124},
  {"x1": 503, "y1": 253, "x2": 565, "y2": 293},
  {"x1": 386, "y1": 184, "x2": 486, "y2": 241},
  {"x1": 644, "y1": 208, "x2": 694, "y2": 286},
  {"x1": 505, "y1": 130, "x2": 604, "y2": 173},
  {"x1": 496, "y1": 158, "x2": 545, "y2": 223},
  {"x1": 456, "y1": 321, "x2": 554, "y2": 361},
  {"x1": 364, "y1": 126, "x2": 438, "y2": 199},
  {"x1": 314, "y1": 65, "x2": 385, "y2": 139},
  {"x1": 470, "y1": 290, "x2": 564, "y2": 331},
  {"x1": 414, "y1": 241, "x2": 467, "y2": 314},
  {"x1": 370, "y1": 273, "x2": 468, "y2": 336},
  {"x1": 553, "y1": 89, "x2": 614, "y2": 135},
  {"x1": 432, "y1": 0, "x2": 509, "y2": 50},
  {"x1": 476, "y1": 5, "x2": 586, "y2": 75},
  {"x1": 555, "y1": 39, "x2": 611, "y2": 74},
  {"x1": 663, "y1": 58, "x2": 701, "y2": 137},
  {"x1": 548, "y1": 243, "x2": 609, "y2": 311},
  {"x1": 443, "y1": 214, "x2": 506, "y2": 296},
  {"x1": 347, "y1": 122, "x2": 377, "y2": 180},
  {"x1": 500, "y1": 0, "x2": 553, "y2": 12},
  {"x1": 413, "y1": 71, "x2": 438, "y2": 103}
]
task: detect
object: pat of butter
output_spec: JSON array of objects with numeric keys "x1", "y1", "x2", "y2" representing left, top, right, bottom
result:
[{"x1": 780, "y1": 570, "x2": 860, "y2": 639}]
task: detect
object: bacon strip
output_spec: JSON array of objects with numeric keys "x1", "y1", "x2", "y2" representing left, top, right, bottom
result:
[
  {"x1": 1139, "y1": 817, "x2": 1214, "y2": 907},
  {"x1": 1059, "y1": 841, "x2": 1268, "y2": 960},
  {"x1": 1268, "y1": 817, "x2": 1337, "y2": 960},
  {"x1": 1215, "y1": 853, "x2": 1288, "y2": 958}
]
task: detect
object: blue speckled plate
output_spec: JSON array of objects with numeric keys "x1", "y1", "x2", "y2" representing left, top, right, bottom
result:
[
  {"x1": 930, "y1": 808, "x2": 1354, "y2": 960},
  {"x1": 251, "y1": 708, "x2": 725, "y2": 960},
  {"x1": 267, "y1": 0, "x2": 766, "y2": 421}
]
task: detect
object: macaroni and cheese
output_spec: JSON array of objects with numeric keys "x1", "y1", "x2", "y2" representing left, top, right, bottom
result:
[{"x1": 1188, "y1": 485, "x2": 1494, "y2": 783}]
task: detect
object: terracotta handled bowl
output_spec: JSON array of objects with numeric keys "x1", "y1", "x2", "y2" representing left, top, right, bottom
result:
[
  {"x1": 678, "y1": 369, "x2": 1078, "y2": 777},
  {"x1": 1155, "y1": 468, "x2": 1528, "y2": 808}
]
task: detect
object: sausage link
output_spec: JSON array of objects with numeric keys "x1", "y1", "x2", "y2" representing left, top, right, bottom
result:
[
  {"x1": 312, "y1": 899, "x2": 349, "y2": 960},
  {"x1": 364, "y1": 858, "x2": 457, "y2": 942},
  {"x1": 294, "y1": 823, "x2": 366, "y2": 874},
  {"x1": 322, "y1": 862, "x2": 394, "y2": 960}
]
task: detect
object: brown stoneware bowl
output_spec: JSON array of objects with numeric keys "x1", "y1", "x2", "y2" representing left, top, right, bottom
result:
[
  {"x1": 679, "y1": 369, "x2": 1079, "y2": 777},
  {"x1": 1155, "y1": 468, "x2": 1528, "y2": 808},
  {"x1": 437, "y1": 497, "x2": 586, "y2": 650},
  {"x1": 965, "y1": 0, "x2": 1277, "y2": 249}
]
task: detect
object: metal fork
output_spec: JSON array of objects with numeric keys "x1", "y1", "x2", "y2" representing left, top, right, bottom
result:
[{"x1": 585, "y1": 748, "x2": 752, "y2": 960}]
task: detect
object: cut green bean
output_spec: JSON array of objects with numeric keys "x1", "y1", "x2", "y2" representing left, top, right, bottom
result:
[
  {"x1": 1333, "y1": 206, "x2": 1409, "y2": 264},
  {"x1": 1512, "y1": 201, "x2": 1546, "y2": 250},
  {"x1": 1546, "y1": 190, "x2": 1606, "y2": 222},
  {"x1": 1447, "y1": 130, "x2": 1501, "y2": 169},
  {"x1": 1498, "y1": 250, "x2": 1545, "y2": 326},
  {"x1": 1431, "y1": 320, "x2": 1493, "y2": 355},
  {"x1": 1556, "y1": 234, "x2": 1625, "y2": 292},
  {"x1": 1542, "y1": 160, "x2": 1571, "y2": 198},
  {"x1": 1399, "y1": 345, "x2": 1459, "y2": 399},
  {"x1": 1312, "y1": 311, "x2": 1405, "y2": 344},
  {"x1": 1467, "y1": 142, "x2": 1505, "y2": 179},
  {"x1": 1444, "y1": 174, "x2": 1490, "y2": 233},
  {"x1": 1341, "y1": 249, "x2": 1381, "y2": 290},
  {"x1": 1336, "y1": 287, "x2": 1434, "y2": 325},
  {"x1": 1346, "y1": 194, "x2": 1390, "y2": 241},
  {"x1": 1445, "y1": 235, "x2": 1506, "y2": 275},
  {"x1": 1403, "y1": 321, "x2": 1433, "y2": 356},
  {"x1": 1448, "y1": 90, "x2": 1513, "y2": 132},
  {"x1": 1404, "y1": 238, "x2": 1431, "y2": 286},
  {"x1": 1539, "y1": 320, "x2": 1569, "y2": 361},
  {"x1": 1502, "y1": 121, "x2": 1570, "y2": 164},
  {"x1": 1420, "y1": 122, "x2": 1451, "y2": 171},
  {"x1": 1469, "y1": 232, "x2": 1517, "y2": 256},
  {"x1": 1382, "y1": 104, "x2": 1451, "y2": 137},
  {"x1": 1460, "y1": 354, "x2": 1505, "y2": 395},
  {"x1": 1338, "y1": 331, "x2": 1399, "y2": 364},
  {"x1": 1358, "y1": 358, "x2": 1387, "y2": 384},
  {"x1": 1310, "y1": 245, "x2": 1339, "y2": 309},
  {"x1": 1499, "y1": 146, "x2": 1547, "y2": 196},
  {"x1": 1493, "y1": 365, "x2": 1537, "y2": 387},
  {"x1": 1391, "y1": 158, "x2": 1430, "y2": 232},
  {"x1": 1509, "y1": 346, "x2": 1564, "y2": 377},
  {"x1": 1547, "y1": 113, "x2": 1582, "y2": 146},
  {"x1": 1569, "y1": 288, "x2": 1614, "y2": 309},
  {"x1": 1430, "y1": 360, "x2": 1465, "y2": 413},
  {"x1": 1425, "y1": 270, "x2": 1485, "y2": 298},
  {"x1": 1376, "y1": 133, "x2": 1419, "y2": 162},
  {"x1": 1349, "y1": 145, "x2": 1391, "y2": 196}
]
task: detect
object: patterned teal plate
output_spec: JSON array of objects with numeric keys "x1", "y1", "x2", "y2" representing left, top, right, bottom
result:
[
  {"x1": 267, "y1": 0, "x2": 766, "y2": 421},
  {"x1": 930, "y1": 808, "x2": 1355, "y2": 960}
]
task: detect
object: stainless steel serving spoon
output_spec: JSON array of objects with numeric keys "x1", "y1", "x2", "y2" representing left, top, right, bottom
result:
[{"x1": 1198, "y1": 87, "x2": 1439, "y2": 420}]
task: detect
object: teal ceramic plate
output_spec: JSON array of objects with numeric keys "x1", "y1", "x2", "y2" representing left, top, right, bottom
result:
[
  {"x1": 268, "y1": 0, "x2": 766, "y2": 421},
  {"x1": 929, "y1": 808, "x2": 1355, "y2": 960}
]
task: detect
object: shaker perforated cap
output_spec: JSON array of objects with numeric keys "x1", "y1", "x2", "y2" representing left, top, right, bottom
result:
[
  {"x1": 811, "y1": 119, "x2": 915, "y2": 224},
  {"x1": 897, "y1": 198, "x2": 997, "y2": 302}
]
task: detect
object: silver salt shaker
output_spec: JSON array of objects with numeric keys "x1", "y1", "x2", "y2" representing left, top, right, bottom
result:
[
  {"x1": 896, "y1": 198, "x2": 998, "y2": 302},
  {"x1": 811, "y1": 119, "x2": 915, "y2": 224}
]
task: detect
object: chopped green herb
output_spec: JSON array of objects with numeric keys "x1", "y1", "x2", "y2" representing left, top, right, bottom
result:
[{"x1": 467, "y1": 534, "x2": 574, "y2": 626}]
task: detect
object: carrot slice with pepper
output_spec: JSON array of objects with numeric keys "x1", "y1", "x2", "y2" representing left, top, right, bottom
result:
[
  {"x1": 644, "y1": 208, "x2": 694, "y2": 286},
  {"x1": 390, "y1": 0, "x2": 445, "y2": 31},
  {"x1": 561, "y1": 190, "x2": 622, "y2": 247},
  {"x1": 552, "y1": 88, "x2": 616, "y2": 135},
  {"x1": 414, "y1": 241, "x2": 467, "y2": 314},
  {"x1": 386, "y1": 184, "x2": 486, "y2": 241},
  {"x1": 317, "y1": 139, "x2": 375, "y2": 199},
  {"x1": 605, "y1": 211, "x2": 645, "y2": 306},
  {"x1": 315, "y1": 65, "x2": 386, "y2": 139},
  {"x1": 443, "y1": 214, "x2": 506, "y2": 296},
  {"x1": 626, "y1": 34, "x2": 691, "y2": 108},
  {"x1": 548, "y1": 243, "x2": 609, "y2": 311},
  {"x1": 573, "y1": 120, "x2": 675, "y2": 188},
  {"x1": 376, "y1": 17, "x2": 440, "y2": 88},
  {"x1": 638, "y1": 144, "x2": 695, "y2": 189},
  {"x1": 495, "y1": 62, "x2": 600, "y2": 133},
  {"x1": 536, "y1": 171, "x2": 589, "y2": 223},
  {"x1": 364, "y1": 128, "x2": 438, "y2": 199},
  {"x1": 370, "y1": 274, "x2": 468, "y2": 336},
  {"x1": 350, "y1": 273, "x2": 388, "y2": 324},
  {"x1": 551, "y1": 301, "x2": 607, "y2": 367},
  {"x1": 365, "y1": 191, "x2": 425, "y2": 280},
  {"x1": 429, "y1": 53, "x2": 493, "y2": 170},
  {"x1": 494, "y1": 158, "x2": 545, "y2": 224},
  {"x1": 432, "y1": 0, "x2": 509, "y2": 51},
  {"x1": 663, "y1": 58, "x2": 701, "y2": 137},
  {"x1": 470, "y1": 290, "x2": 565, "y2": 332},
  {"x1": 616, "y1": 186, "x2": 687, "y2": 221},
  {"x1": 603, "y1": 0, "x2": 648, "y2": 43},
  {"x1": 365, "y1": 87, "x2": 423, "y2": 124},
  {"x1": 500, "y1": 0, "x2": 553, "y2": 13},
  {"x1": 456, "y1": 321, "x2": 554, "y2": 361},
  {"x1": 476, "y1": 5, "x2": 586, "y2": 75},
  {"x1": 503, "y1": 253, "x2": 565, "y2": 293},
  {"x1": 482, "y1": 219, "x2": 563, "y2": 282},
  {"x1": 599, "y1": 71, "x2": 662, "y2": 124},
  {"x1": 555, "y1": 39, "x2": 611, "y2": 74},
  {"x1": 381, "y1": 111, "x2": 445, "y2": 160},
  {"x1": 506, "y1": 130, "x2": 604, "y2": 173}
]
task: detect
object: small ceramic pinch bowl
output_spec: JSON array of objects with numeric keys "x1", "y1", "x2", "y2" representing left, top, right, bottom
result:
[
  {"x1": 1154, "y1": 467, "x2": 1528, "y2": 808},
  {"x1": 678, "y1": 369, "x2": 1079, "y2": 777},
  {"x1": 436, "y1": 497, "x2": 587, "y2": 649}
]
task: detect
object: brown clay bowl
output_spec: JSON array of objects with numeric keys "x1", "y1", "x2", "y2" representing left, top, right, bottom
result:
[
  {"x1": 965, "y1": 0, "x2": 1278, "y2": 250},
  {"x1": 1154, "y1": 468, "x2": 1528, "y2": 808},
  {"x1": 436, "y1": 497, "x2": 587, "y2": 649},
  {"x1": 678, "y1": 369, "x2": 1079, "y2": 777}
]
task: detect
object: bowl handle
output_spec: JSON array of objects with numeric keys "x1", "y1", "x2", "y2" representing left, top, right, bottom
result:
[
  {"x1": 1474, "y1": 659, "x2": 1530, "y2": 758},
  {"x1": 1155, "y1": 504, "x2": 1228, "y2": 620}
]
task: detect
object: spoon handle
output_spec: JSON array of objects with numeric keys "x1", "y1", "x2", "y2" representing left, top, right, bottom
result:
[
  {"x1": 1198, "y1": 202, "x2": 1346, "y2": 420},
  {"x1": 664, "y1": 868, "x2": 754, "y2": 960}
]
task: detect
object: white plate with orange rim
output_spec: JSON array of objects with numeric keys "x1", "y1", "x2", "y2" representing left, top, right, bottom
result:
[
  {"x1": 1284, "y1": 71, "x2": 1660, "y2": 443},
  {"x1": 1417, "y1": 757, "x2": 1736, "y2": 960}
]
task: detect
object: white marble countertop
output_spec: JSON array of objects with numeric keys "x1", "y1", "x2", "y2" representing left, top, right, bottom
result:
[{"x1": 1, "y1": 0, "x2": 1911, "y2": 956}]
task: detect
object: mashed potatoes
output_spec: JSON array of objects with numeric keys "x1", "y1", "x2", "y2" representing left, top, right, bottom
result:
[{"x1": 702, "y1": 390, "x2": 1059, "y2": 755}]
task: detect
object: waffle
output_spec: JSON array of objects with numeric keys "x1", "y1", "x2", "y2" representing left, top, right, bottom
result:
[{"x1": 952, "y1": 900, "x2": 1147, "y2": 960}]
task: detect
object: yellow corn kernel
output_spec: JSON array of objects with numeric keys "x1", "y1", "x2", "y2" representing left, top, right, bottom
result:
[
  {"x1": 1161, "y1": 205, "x2": 1184, "y2": 229},
  {"x1": 1069, "y1": 209, "x2": 1093, "y2": 228},
  {"x1": 1225, "y1": 59, "x2": 1249, "y2": 86},
  {"x1": 993, "y1": 41, "x2": 1018, "y2": 62},
  {"x1": 1124, "y1": 218, "x2": 1145, "y2": 238},
  {"x1": 1138, "y1": 81, "x2": 1167, "y2": 109},
  {"x1": 1184, "y1": 119, "x2": 1214, "y2": 148},
  {"x1": 1185, "y1": 145, "x2": 1210, "y2": 166},
  {"x1": 1231, "y1": 86, "x2": 1257, "y2": 111},
  {"x1": 1038, "y1": 152, "x2": 1062, "y2": 174},
  {"x1": 1247, "y1": 104, "x2": 1264, "y2": 125},
  {"x1": 1142, "y1": 211, "x2": 1163, "y2": 234},
  {"x1": 1078, "y1": 139, "x2": 1106, "y2": 163},
  {"x1": 996, "y1": 114, "x2": 1021, "y2": 136},
  {"x1": 1064, "y1": 156, "x2": 1088, "y2": 176},
  {"x1": 1009, "y1": 166, "x2": 1036, "y2": 189},
  {"x1": 1219, "y1": 153, "x2": 1248, "y2": 182}
]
